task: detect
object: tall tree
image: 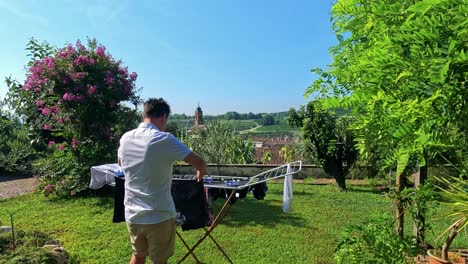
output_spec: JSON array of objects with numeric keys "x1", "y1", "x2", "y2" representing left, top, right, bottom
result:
[
  {"x1": 261, "y1": 114, "x2": 275, "y2": 126},
  {"x1": 309, "y1": 0, "x2": 468, "y2": 237},
  {"x1": 289, "y1": 102, "x2": 357, "y2": 190},
  {"x1": 182, "y1": 121, "x2": 255, "y2": 173},
  {"x1": 310, "y1": 0, "x2": 467, "y2": 173}
]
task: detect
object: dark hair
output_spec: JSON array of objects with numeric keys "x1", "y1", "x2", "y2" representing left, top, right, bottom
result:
[{"x1": 143, "y1": 98, "x2": 171, "y2": 118}]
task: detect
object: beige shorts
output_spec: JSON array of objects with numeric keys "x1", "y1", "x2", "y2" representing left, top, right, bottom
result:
[{"x1": 127, "y1": 218, "x2": 176, "y2": 264}]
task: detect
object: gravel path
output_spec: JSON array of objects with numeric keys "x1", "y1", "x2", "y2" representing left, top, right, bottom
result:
[{"x1": 0, "y1": 175, "x2": 39, "y2": 199}]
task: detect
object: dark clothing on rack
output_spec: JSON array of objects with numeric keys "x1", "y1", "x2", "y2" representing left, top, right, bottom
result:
[
  {"x1": 113, "y1": 176, "x2": 126, "y2": 223},
  {"x1": 113, "y1": 177, "x2": 210, "y2": 231},
  {"x1": 113, "y1": 176, "x2": 268, "y2": 228},
  {"x1": 171, "y1": 179, "x2": 210, "y2": 231},
  {"x1": 206, "y1": 187, "x2": 249, "y2": 205},
  {"x1": 249, "y1": 179, "x2": 268, "y2": 200}
]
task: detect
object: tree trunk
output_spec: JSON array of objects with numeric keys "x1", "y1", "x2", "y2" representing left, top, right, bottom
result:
[
  {"x1": 388, "y1": 168, "x2": 392, "y2": 191},
  {"x1": 331, "y1": 162, "x2": 346, "y2": 191},
  {"x1": 396, "y1": 167, "x2": 405, "y2": 238},
  {"x1": 441, "y1": 218, "x2": 463, "y2": 261},
  {"x1": 413, "y1": 164, "x2": 428, "y2": 246}
]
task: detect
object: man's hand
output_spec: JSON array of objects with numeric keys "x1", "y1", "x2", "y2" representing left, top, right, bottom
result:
[
  {"x1": 183, "y1": 152, "x2": 207, "y2": 182},
  {"x1": 196, "y1": 169, "x2": 206, "y2": 182}
]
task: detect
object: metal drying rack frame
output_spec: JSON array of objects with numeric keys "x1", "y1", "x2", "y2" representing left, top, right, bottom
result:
[{"x1": 177, "y1": 161, "x2": 302, "y2": 263}]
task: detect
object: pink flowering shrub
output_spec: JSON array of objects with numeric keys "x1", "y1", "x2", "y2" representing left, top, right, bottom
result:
[{"x1": 6, "y1": 38, "x2": 141, "y2": 196}]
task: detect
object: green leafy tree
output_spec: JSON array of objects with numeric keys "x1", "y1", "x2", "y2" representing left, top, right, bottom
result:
[
  {"x1": 308, "y1": 0, "x2": 467, "y2": 169},
  {"x1": 0, "y1": 103, "x2": 37, "y2": 174},
  {"x1": 279, "y1": 145, "x2": 296, "y2": 163},
  {"x1": 261, "y1": 114, "x2": 275, "y2": 126},
  {"x1": 261, "y1": 151, "x2": 273, "y2": 164},
  {"x1": 288, "y1": 101, "x2": 357, "y2": 190},
  {"x1": 183, "y1": 121, "x2": 255, "y2": 173},
  {"x1": 224, "y1": 111, "x2": 240, "y2": 120},
  {"x1": 308, "y1": 0, "x2": 468, "y2": 237},
  {"x1": 165, "y1": 121, "x2": 180, "y2": 137}
]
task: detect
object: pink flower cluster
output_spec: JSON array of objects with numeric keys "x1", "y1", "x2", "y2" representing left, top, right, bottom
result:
[
  {"x1": 74, "y1": 55, "x2": 95, "y2": 66},
  {"x1": 105, "y1": 71, "x2": 114, "y2": 85},
  {"x1": 22, "y1": 59, "x2": 53, "y2": 91},
  {"x1": 88, "y1": 85, "x2": 97, "y2": 95},
  {"x1": 21, "y1": 39, "x2": 139, "y2": 155},
  {"x1": 37, "y1": 105, "x2": 60, "y2": 115},
  {"x1": 42, "y1": 57, "x2": 55, "y2": 70},
  {"x1": 62, "y1": 93, "x2": 84, "y2": 101},
  {"x1": 57, "y1": 44, "x2": 76, "y2": 58},
  {"x1": 71, "y1": 138, "x2": 80, "y2": 149},
  {"x1": 44, "y1": 184, "x2": 53, "y2": 197},
  {"x1": 130, "y1": 72, "x2": 137, "y2": 81},
  {"x1": 96, "y1": 45, "x2": 106, "y2": 57}
]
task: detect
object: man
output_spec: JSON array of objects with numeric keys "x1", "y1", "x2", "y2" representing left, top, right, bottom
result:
[{"x1": 118, "y1": 98, "x2": 207, "y2": 264}]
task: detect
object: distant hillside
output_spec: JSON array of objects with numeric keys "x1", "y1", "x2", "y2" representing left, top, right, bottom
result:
[{"x1": 169, "y1": 110, "x2": 298, "y2": 137}]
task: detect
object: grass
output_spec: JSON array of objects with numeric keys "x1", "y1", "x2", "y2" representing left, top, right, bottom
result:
[
  {"x1": 220, "y1": 120, "x2": 258, "y2": 131},
  {"x1": 254, "y1": 121, "x2": 298, "y2": 133},
  {"x1": 0, "y1": 182, "x2": 466, "y2": 263},
  {"x1": 249, "y1": 119, "x2": 300, "y2": 137}
]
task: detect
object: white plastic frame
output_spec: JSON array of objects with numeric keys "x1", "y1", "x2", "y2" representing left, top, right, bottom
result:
[{"x1": 203, "y1": 160, "x2": 302, "y2": 190}]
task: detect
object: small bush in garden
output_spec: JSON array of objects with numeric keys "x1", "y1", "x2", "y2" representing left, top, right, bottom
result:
[
  {"x1": 0, "y1": 109, "x2": 38, "y2": 175},
  {"x1": 0, "y1": 229, "x2": 53, "y2": 262},
  {"x1": 335, "y1": 213, "x2": 421, "y2": 264},
  {"x1": 2, "y1": 247, "x2": 57, "y2": 264},
  {"x1": 0, "y1": 233, "x2": 11, "y2": 254},
  {"x1": 5, "y1": 38, "x2": 141, "y2": 196}
]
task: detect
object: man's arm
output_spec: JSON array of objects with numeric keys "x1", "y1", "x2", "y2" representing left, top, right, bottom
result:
[{"x1": 183, "y1": 152, "x2": 207, "y2": 182}]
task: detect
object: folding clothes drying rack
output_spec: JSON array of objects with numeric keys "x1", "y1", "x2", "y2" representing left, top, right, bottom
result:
[{"x1": 176, "y1": 161, "x2": 302, "y2": 264}]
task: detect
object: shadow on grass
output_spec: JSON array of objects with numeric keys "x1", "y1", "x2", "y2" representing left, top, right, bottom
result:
[
  {"x1": 262, "y1": 187, "x2": 315, "y2": 198},
  {"x1": 87, "y1": 186, "x2": 115, "y2": 209},
  {"x1": 347, "y1": 186, "x2": 389, "y2": 195},
  {"x1": 213, "y1": 197, "x2": 309, "y2": 229},
  {"x1": 45, "y1": 186, "x2": 115, "y2": 214}
]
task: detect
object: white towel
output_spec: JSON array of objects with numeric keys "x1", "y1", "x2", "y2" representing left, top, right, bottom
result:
[{"x1": 283, "y1": 164, "x2": 293, "y2": 213}]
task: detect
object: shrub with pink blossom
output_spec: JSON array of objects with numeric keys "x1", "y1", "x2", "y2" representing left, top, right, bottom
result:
[{"x1": 5, "y1": 38, "x2": 141, "y2": 196}]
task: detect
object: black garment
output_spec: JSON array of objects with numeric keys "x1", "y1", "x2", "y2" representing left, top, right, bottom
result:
[
  {"x1": 171, "y1": 179, "x2": 210, "y2": 231},
  {"x1": 249, "y1": 179, "x2": 268, "y2": 200},
  {"x1": 113, "y1": 177, "x2": 210, "y2": 231},
  {"x1": 237, "y1": 188, "x2": 249, "y2": 199},
  {"x1": 113, "y1": 176, "x2": 126, "y2": 223},
  {"x1": 206, "y1": 187, "x2": 249, "y2": 205}
]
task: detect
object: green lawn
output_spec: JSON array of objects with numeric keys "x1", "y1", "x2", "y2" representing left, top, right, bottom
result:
[{"x1": 0, "y1": 183, "x2": 465, "y2": 263}]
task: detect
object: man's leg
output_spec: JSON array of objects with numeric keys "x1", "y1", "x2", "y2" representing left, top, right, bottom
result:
[
  {"x1": 129, "y1": 255, "x2": 146, "y2": 264},
  {"x1": 127, "y1": 223, "x2": 148, "y2": 264},
  {"x1": 146, "y1": 218, "x2": 176, "y2": 264}
]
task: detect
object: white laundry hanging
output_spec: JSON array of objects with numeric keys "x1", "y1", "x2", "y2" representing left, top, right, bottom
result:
[{"x1": 283, "y1": 164, "x2": 294, "y2": 213}]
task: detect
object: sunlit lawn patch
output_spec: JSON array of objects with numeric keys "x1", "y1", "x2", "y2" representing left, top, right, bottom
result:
[{"x1": 1, "y1": 182, "x2": 464, "y2": 263}]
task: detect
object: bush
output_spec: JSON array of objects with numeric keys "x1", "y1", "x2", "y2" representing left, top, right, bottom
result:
[
  {"x1": 0, "y1": 229, "x2": 56, "y2": 264},
  {"x1": 335, "y1": 214, "x2": 421, "y2": 264},
  {"x1": 5, "y1": 38, "x2": 141, "y2": 196},
  {"x1": 0, "y1": 111, "x2": 37, "y2": 175},
  {"x1": 1, "y1": 247, "x2": 57, "y2": 264}
]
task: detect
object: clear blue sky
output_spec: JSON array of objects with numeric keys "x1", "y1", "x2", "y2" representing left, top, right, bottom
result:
[{"x1": 0, "y1": 0, "x2": 336, "y2": 115}]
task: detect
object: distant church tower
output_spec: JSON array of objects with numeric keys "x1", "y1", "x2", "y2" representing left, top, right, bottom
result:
[
  {"x1": 188, "y1": 103, "x2": 206, "y2": 133},
  {"x1": 194, "y1": 103, "x2": 204, "y2": 125}
]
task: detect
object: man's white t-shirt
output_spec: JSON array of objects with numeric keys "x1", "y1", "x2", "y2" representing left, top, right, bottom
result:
[{"x1": 118, "y1": 122, "x2": 191, "y2": 224}]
